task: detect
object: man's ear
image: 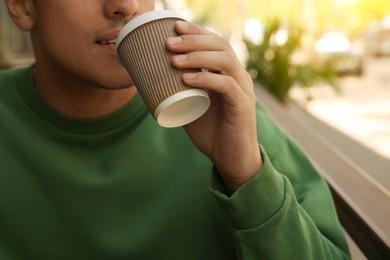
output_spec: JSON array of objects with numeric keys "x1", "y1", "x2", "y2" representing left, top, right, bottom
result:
[{"x1": 3, "y1": 0, "x2": 35, "y2": 31}]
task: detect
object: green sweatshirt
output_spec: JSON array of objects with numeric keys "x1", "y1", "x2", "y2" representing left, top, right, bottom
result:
[{"x1": 0, "y1": 66, "x2": 349, "y2": 259}]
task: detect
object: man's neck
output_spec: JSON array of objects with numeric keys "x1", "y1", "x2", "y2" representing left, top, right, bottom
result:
[{"x1": 32, "y1": 67, "x2": 137, "y2": 120}]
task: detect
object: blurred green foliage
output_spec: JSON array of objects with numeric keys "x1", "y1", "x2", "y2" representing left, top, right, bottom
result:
[
  {"x1": 185, "y1": 0, "x2": 390, "y2": 38},
  {"x1": 245, "y1": 19, "x2": 340, "y2": 103}
]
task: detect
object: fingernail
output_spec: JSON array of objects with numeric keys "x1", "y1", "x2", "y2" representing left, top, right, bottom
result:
[
  {"x1": 176, "y1": 20, "x2": 189, "y2": 28},
  {"x1": 174, "y1": 54, "x2": 188, "y2": 63},
  {"x1": 167, "y1": 36, "x2": 182, "y2": 45}
]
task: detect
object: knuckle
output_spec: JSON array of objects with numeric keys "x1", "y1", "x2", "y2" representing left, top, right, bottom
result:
[
  {"x1": 245, "y1": 71, "x2": 253, "y2": 82},
  {"x1": 227, "y1": 51, "x2": 238, "y2": 64},
  {"x1": 225, "y1": 75, "x2": 237, "y2": 86}
]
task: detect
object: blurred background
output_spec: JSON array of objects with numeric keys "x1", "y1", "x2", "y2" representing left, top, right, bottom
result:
[
  {"x1": 1, "y1": 1, "x2": 389, "y2": 256},
  {"x1": 160, "y1": 0, "x2": 390, "y2": 191},
  {"x1": 161, "y1": 2, "x2": 390, "y2": 256},
  {"x1": 1, "y1": 0, "x2": 389, "y2": 186}
]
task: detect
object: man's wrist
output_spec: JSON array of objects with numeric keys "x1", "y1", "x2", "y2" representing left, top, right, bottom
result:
[
  {"x1": 209, "y1": 147, "x2": 285, "y2": 229},
  {"x1": 218, "y1": 146, "x2": 263, "y2": 195}
]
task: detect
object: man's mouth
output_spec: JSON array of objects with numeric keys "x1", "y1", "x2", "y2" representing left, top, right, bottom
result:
[
  {"x1": 96, "y1": 31, "x2": 120, "y2": 53},
  {"x1": 96, "y1": 39, "x2": 117, "y2": 54},
  {"x1": 96, "y1": 40, "x2": 116, "y2": 45}
]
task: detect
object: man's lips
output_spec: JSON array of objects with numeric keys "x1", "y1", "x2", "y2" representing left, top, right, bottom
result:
[
  {"x1": 96, "y1": 31, "x2": 120, "y2": 53},
  {"x1": 96, "y1": 42, "x2": 116, "y2": 54},
  {"x1": 96, "y1": 39, "x2": 116, "y2": 45}
]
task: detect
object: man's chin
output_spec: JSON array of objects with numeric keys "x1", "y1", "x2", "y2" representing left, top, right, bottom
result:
[
  {"x1": 95, "y1": 80, "x2": 135, "y2": 90},
  {"x1": 107, "y1": 84, "x2": 135, "y2": 90}
]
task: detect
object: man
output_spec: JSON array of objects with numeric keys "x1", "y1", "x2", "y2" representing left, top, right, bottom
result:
[{"x1": 0, "y1": 0, "x2": 350, "y2": 259}]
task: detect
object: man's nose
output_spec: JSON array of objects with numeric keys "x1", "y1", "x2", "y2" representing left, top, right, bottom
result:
[{"x1": 103, "y1": 0, "x2": 141, "y2": 21}]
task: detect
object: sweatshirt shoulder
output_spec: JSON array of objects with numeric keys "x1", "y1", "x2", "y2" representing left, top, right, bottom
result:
[
  {"x1": 0, "y1": 67, "x2": 15, "y2": 84},
  {"x1": 0, "y1": 66, "x2": 32, "y2": 93},
  {"x1": 255, "y1": 101, "x2": 289, "y2": 158},
  {"x1": 0, "y1": 66, "x2": 29, "y2": 87}
]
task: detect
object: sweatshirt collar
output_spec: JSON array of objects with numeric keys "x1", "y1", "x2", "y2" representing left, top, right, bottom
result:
[{"x1": 17, "y1": 65, "x2": 149, "y2": 135}]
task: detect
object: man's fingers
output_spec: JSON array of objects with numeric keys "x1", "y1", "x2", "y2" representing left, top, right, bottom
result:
[
  {"x1": 182, "y1": 71, "x2": 242, "y2": 107},
  {"x1": 166, "y1": 34, "x2": 230, "y2": 53},
  {"x1": 171, "y1": 51, "x2": 238, "y2": 75},
  {"x1": 174, "y1": 20, "x2": 218, "y2": 37}
]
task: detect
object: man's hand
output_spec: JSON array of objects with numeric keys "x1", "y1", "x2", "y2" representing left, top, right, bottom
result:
[{"x1": 166, "y1": 21, "x2": 262, "y2": 194}]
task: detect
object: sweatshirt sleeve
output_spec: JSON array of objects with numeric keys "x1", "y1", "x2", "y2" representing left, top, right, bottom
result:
[{"x1": 209, "y1": 103, "x2": 351, "y2": 260}]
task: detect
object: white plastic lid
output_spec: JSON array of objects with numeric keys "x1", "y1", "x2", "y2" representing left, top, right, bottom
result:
[{"x1": 115, "y1": 10, "x2": 184, "y2": 63}]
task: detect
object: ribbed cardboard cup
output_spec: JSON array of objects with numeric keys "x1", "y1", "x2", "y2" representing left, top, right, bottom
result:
[{"x1": 116, "y1": 10, "x2": 210, "y2": 128}]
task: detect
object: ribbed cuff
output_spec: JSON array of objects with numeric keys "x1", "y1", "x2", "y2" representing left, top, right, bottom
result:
[{"x1": 210, "y1": 147, "x2": 286, "y2": 229}]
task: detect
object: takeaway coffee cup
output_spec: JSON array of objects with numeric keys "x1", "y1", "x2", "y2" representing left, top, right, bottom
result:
[{"x1": 116, "y1": 10, "x2": 210, "y2": 128}]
